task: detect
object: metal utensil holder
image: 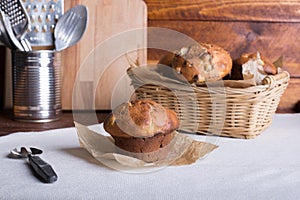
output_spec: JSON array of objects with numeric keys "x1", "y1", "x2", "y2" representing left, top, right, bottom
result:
[{"x1": 12, "y1": 50, "x2": 61, "y2": 122}]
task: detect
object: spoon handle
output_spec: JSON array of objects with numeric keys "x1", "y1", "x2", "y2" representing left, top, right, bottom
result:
[{"x1": 28, "y1": 155, "x2": 58, "y2": 183}]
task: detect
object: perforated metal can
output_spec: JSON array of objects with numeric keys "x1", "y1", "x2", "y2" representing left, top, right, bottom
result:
[{"x1": 12, "y1": 50, "x2": 61, "y2": 122}]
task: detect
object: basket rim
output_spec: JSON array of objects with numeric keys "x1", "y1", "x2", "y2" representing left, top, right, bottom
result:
[
  {"x1": 128, "y1": 65, "x2": 289, "y2": 92},
  {"x1": 131, "y1": 71, "x2": 290, "y2": 95}
]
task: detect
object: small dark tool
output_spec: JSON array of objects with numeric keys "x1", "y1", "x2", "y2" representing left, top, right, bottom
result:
[{"x1": 9, "y1": 147, "x2": 58, "y2": 183}]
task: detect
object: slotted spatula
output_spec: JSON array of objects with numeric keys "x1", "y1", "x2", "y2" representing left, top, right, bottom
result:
[{"x1": 54, "y1": 5, "x2": 88, "y2": 51}]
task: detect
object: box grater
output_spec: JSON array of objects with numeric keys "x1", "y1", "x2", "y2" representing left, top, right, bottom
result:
[
  {"x1": 0, "y1": 0, "x2": 29, "y2": 39},
  {"x1": 21, "y1": 0, "x2": 64, "y2": 49}
]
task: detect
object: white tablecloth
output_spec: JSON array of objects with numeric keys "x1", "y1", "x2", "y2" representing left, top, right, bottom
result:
[{"x1": 0, "y1": 114, "x2": 300, "y2": 200}]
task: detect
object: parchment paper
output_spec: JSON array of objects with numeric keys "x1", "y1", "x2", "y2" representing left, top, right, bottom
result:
[{"x1": 75, "y1": 122, "x2": 218, "y2": 170}]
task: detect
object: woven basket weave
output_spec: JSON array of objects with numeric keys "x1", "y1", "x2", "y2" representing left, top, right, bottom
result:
[{"x1": 129, "y1": 67, "x2": 289, "y2": 139}]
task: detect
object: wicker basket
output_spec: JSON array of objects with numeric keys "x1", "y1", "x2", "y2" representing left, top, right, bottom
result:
[{"x1": 129, "y1": 67, "x2": 289, "y2": 139}]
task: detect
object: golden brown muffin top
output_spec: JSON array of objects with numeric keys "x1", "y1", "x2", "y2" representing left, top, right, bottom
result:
[
  {"x1": 234, "y1": 52, "x2": 277, "y2": 75},
  {"x1": 158, "y1": 43, "x2": 232, "y2": 84},
  {"x1": 104, "y1": 100, "x2": 179, "y2": 138}
]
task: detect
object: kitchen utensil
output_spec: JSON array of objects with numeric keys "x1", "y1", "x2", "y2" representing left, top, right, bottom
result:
[
  {"x1": 54, "y1": 5, "x2": 88, "y2": 51},
  {"x1": 9, "y1": 147, "x2": 58, "y2": 183},
  {"x1": 16, "y1": 0, "x2": 32, "y2": 51},
  {"x1": 0, "y1": 13, "x2": 14, "y2": 49},
  {"x1": 0, "y1": 10, "x2": 24, "y2": 51},
  {"x1": 22, "y1": 0, "x2": 64, "y2": 49},
  {"x1": 0, "y1": 0, "x2": 31, "y2": 51},
  {"x1": 20, "y1": 37, "x2": 32, "y2": 51},
  {"x1": 30, "y1": 147, "x2": 43, "y2": 155},
  {"x1": 0, "y1": 0, "x2": 29, "y2": 39},
  {"x1": 9, "y1": 147, "x2": 42, "y2": 158}
]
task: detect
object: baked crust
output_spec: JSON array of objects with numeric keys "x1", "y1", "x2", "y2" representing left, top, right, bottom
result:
[
  {"x1": 103, "y1": 99, "x2": 179, "y2": 138},
  {"x1": 158, "y1": 43, "x2": 232, "y2": 84},
  {"x1": 234, "y1": 52, "x2": 277, "y2": 75},
  {"x1": 103, "y1": 100, "x2": 179, "y2": 162}
]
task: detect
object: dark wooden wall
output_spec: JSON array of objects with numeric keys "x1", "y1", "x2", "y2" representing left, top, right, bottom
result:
[
  {"x1": 1, "y1": 1, "x2": 299, "y2": 113},
  {"x1": 144, "y1": 0, "x2": 300, "y2": 113}
]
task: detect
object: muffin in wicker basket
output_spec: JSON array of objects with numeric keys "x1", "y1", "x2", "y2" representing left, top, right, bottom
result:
[
  {"x1": 158, "y1": 43, "x2": 232, "y2": 84},
  {"x1": 128, "y1": 43, "x2": 289, "y2": 139}
]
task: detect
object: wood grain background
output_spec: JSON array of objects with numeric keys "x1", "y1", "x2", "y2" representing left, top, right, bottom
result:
[
  {"x1": 62, "y1": 0, "x2": 147, "y2": 110},
  {"x1": 0, "y1": 0, "x2": 299, "y2": 113},
  {"x1": 144, "y1": 0, "x2": 300, "y2": 113},
  {"x1": 0, "y1": 0, "x2": 147, "y2": 111}
]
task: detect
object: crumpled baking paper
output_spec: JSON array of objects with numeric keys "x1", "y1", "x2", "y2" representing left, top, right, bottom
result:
[{"x1": 74, "y1": 122, "x2": 218, "y2": 170}]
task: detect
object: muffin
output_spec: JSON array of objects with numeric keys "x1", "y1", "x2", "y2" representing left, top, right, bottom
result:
[
  {"x1": 234, "y1": 52, "x2": 277, "y2": 75},
  {"x1": 104, "y1": 99, "x2": 179, "y2": 162},
  {"x1": 158, "y1": 43, "x2": 232, "y2": 84},
  {"x1": 231, "y1": 52, "x2": 278, "y2": 84}
]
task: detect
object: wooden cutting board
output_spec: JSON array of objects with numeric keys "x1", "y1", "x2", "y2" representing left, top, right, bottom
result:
[{"x1": 62, "y1": 0, "x2": 147, "y2": 110}]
